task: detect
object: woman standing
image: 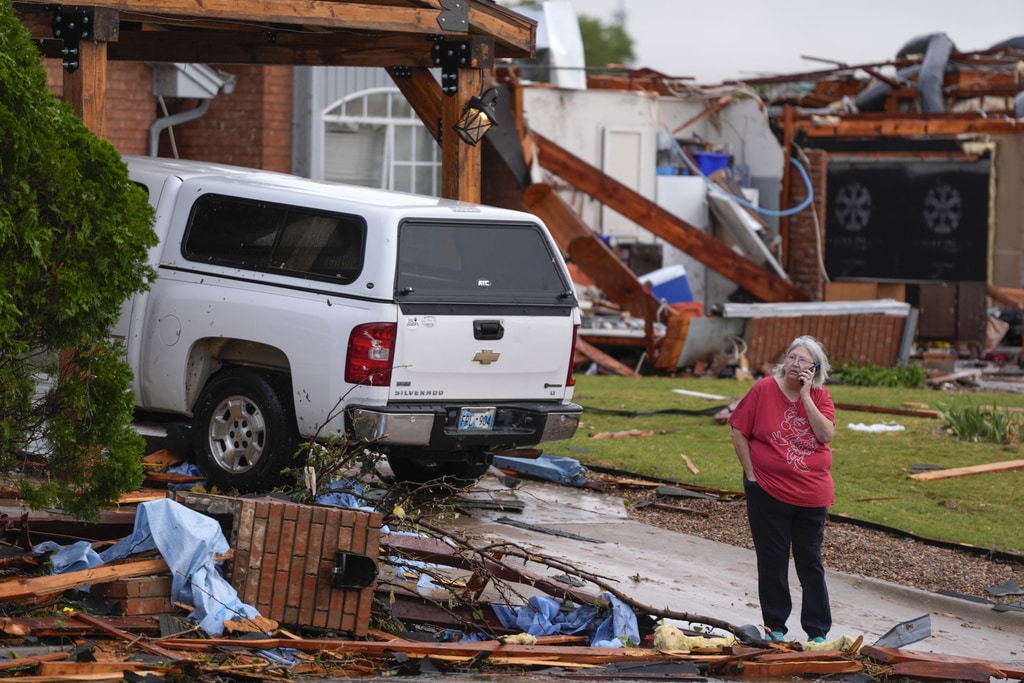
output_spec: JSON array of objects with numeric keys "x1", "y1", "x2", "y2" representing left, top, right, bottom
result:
[{"x1": 728, "y1": 336, "x2": 835, "y2": 643}]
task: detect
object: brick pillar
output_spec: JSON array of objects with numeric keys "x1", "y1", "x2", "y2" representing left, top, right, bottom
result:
[{"x1": 785, "y1": 149, "x2": 828, "y2": 301}]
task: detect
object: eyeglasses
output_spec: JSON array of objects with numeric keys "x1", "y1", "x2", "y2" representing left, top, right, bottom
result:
[{"x1": 786, "y1": 354, "x2": 814, "y2": 367}]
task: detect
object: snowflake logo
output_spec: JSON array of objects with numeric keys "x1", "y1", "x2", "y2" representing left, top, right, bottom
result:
[
  {"x1": 834, "y1": 182, "x2": 872, "y2": 232},
  {"x1": 922, "y1": 182, "x2": 962, "y2": 235}
]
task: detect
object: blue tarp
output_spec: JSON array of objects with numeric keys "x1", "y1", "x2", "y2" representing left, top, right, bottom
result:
[
  {"x1": 37, "y1": 498, "x2": 260, "y2": 636},
  {"x1": 491, "y1": 454, "x2": 587, "y2": 487},
  {"x1": 492, "y1": 592, "x2": 639, "y2": 647}
]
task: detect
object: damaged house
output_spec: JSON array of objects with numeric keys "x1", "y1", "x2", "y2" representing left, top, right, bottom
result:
[{"x1": 19, "y1": 0, "x2": 1024, "y2": 375}]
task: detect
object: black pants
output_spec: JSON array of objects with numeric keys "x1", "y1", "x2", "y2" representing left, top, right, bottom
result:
[{"x1": 744, "y1": 478, "x2": 831, "y2": 639}]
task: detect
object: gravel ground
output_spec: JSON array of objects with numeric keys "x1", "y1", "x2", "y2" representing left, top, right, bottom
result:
[{"x1": 623, "y1": 489, "x2": 1024, "y2": 606}]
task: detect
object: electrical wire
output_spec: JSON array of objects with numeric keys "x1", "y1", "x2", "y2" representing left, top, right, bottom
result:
[{"x1": 663, "y1": 125, "x2": 815, "y2": 218}]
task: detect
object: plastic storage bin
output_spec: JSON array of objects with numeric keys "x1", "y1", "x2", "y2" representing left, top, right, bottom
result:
[
  {"x1": 642, "y1": 264, "x2": 694, "y2": 303},
  {"x1": 692, "y1": 151, "x2": 730, "y2": 176}
]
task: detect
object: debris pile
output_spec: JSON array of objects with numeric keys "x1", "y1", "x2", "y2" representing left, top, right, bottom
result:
[{"x1": 0, "y1": 453, "x2": 1022, "y2": 681}]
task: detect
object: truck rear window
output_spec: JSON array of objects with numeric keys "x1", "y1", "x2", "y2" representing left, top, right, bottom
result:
[
  {"x1": 183, "y1": 194, "x2": 365, "y2": 283},
  {"x1": 396, "y1": 221, "x2": 574, "y2": 304}
]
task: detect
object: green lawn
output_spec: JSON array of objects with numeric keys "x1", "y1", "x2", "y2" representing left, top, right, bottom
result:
[{"x1": 541, "y1": 375, "x2": 1024, "y2": 553}]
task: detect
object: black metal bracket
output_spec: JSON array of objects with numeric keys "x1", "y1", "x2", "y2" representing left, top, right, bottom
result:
[
  {"x1": 391, "y1": 66, "x2": 412, "y2": 79},
  {"x1": 49, "y1": 6, "x2": 93, "y2": 73},
  {"x1": 436, "y1": 0, "x2": 468, "y2": 32},
  {"x1": 431, "y1": 38, "x2": 472, "y2": 96}
]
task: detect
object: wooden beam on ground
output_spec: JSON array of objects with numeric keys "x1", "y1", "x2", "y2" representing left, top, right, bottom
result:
[
  {"x1": 71, "y1": 611, "x2": 182, "y2": 661},
  {"x1": 0, "y1": 557, "x2": 168, "y2": 601},
  {"x1": 834, "y1": 402, "x2": 942, "y2": 419},
  {"x1": 908, "y1": 459, "x2": 1024, "y2": 482},
  {"x1": 531, "y1": 132, "x2": 807, "y2": 303}
]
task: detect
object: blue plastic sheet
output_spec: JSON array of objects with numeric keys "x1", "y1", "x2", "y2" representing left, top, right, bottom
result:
[
  {"x1": 490, "y1": 454, "x2": 587, "y2": 487},
  {"x1": 38, "y1": 498, "x2": 261, "y2": 636},
  {"x1": 492, "y1": 592, "x2": 639, "y2": 647}
]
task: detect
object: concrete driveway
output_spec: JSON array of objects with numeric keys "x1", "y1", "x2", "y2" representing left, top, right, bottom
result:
[{"x1": 443, "y1": 475, "x2": 1024, "y2": 667}]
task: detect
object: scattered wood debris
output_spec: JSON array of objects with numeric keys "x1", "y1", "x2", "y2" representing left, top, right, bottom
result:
[
  {"x1": 589, "y1": 429, "x2": 655, "y2": 439},
  {"x1": 0, "y1": 451, "x2": 1018, "y2": 681},
  {"x1": 908, "y1": 458, "x2": 1024, "y2": 481}
]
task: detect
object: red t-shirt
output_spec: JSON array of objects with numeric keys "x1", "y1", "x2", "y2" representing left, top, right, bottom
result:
[{"x1": 728, "y1": 376, "x2": 835, "y2": 507}]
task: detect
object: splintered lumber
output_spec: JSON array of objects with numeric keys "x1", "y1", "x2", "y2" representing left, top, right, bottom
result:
[
  {"x1": 739, "y1": 658, "x2": 864, "y2": 676},
  {"x1": 155, "y1": 637, "x2": 699, "y2": 665},
  {"x1": 890, "y1": 660, "x2": 1002, "y2": 682},
  {"x1": 0, "y1": 651, "x2": 70, "y2": 671},
  {"x1": 72, "y1": 611, "x2": 182, "y2": 661},
  {"x1": 0, "y1": 557, "x2": 169, "y2": 601},
  {"x1": 590, "y1": 429, "x2": 655, "y2": 439},
  {"x1": 0, "y1": 616, "x2": 161, "y2": 638},
  {"x1": 575, "y1": 337, "x2": 639, "y2": 377},
  {"x1": 908, "y1": 459, "x2": 1024, "y2": 481},
  {"x1": 37, "y1": 661, "x2": 176, "y2": 675},
  {"x1": 861, "y1": 644, "x2": 1024, "y2": 679}
]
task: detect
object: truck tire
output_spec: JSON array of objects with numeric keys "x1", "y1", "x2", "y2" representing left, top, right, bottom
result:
[
  {"x1": 192, "y1": 368, "x2": 298, "y2": 493},
  {"x1": 387, "y1": 450, "x2": 491, "y2": 488}
]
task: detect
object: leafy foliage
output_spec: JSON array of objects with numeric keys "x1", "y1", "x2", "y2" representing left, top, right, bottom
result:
[
  {"x1": 578, "y1": 15, "x2": 635, "y2": 69},
  {"x1": 829, "y1": 361, "x2": 927, "y2": 388},
  {"x1": 0, "y1": 0, "x2": 157, "y2": 520},
  {"x1": 939, "y1": 403, "x2": 1020, "y2": 444}
]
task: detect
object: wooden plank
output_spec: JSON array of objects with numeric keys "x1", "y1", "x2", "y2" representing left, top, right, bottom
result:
[
  {"x1": 0, "y1": 558, "x2": 169, "y2": 601},
  {"x1": 0, "y1": 651, "x2": 70, "y2": 671},
  {"x1": 891, "y1": 660, "x2": 1001, "y2": 682},
  {"x1": 740, "y1": 660, "x2": 864, "y2": 676},
  {"x1": 531, "y1": 133, "x2": 807, "y2": 303},
  {"x1": 908, "y1": 459, "x2": 1024, "y2": 481},
  {"x1": 71, "y1": 611, "x2": 182, "y2": 661},
  {"x1": 860, "y1": 644, "x2": 1023, "y2": 677},
  {"x1": 523, "y1": 182, "x2": 662, "y2": 319},
  {"x1": 834, "y1": 402, "x2": 942, "y2": 419},
  {"x1": 575, "y1": 337, "x2": 639, "y2": 377},
  {"x1": 38, "y1": 660, "x2": 174, "y2": 675}
]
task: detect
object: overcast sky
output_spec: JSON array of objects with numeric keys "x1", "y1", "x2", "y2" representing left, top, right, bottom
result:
[{"x1": 558, "y1": 0, "x2": 1024, "y2": 83}]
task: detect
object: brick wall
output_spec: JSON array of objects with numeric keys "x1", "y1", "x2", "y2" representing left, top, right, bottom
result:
[
  {"x1": 104, "y1": 62, "x2": 154, "y2": 156},
  {"x1": 746, "y1": 314, "x2": 908, "y2": 372},
  {"x1": 45, "y1": 59, "x2": 293, "y2": 170},
  {"x1": 785, "y1": 150, "x2": 829, "y2": 300},
  {"x1": 160, "y1": 65, "x2": 293, "y2": 172},
  {"x1": 172, "y1": 492, "x2": 382, "y2": 636}
]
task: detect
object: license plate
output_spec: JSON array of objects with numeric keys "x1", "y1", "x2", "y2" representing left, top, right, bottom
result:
[{"x1": 457, "y1": 407, "x2": 495, "y2": 431}]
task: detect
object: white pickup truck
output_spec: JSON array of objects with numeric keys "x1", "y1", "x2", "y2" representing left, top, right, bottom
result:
[{"x1": 114, "y1": 156, "x2": 582, "y2": 492}]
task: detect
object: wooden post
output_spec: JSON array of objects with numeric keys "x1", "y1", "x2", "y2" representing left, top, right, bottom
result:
[
  {"x1": 441, "y1": 67, "x2": 482, "y2": 203},
  {"x1": 60, "y1": 9, "x2": 119, "y2": 137}
]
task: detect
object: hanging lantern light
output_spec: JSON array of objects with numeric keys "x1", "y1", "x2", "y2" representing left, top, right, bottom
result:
[{"x1": 453, "y1": 88, "x2": 499, "y2": 146}]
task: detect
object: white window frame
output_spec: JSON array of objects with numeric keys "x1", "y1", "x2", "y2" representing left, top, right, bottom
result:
[{"x1": 322, "y1": 87, "x2": 441, "y2": 196}]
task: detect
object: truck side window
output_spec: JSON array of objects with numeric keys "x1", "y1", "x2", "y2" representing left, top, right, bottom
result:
[{"x1": 183, "y1": 194, "x2": 365, "y2": 283}]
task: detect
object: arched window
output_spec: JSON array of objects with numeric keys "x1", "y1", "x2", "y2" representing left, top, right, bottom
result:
[{"x1": 322, "y1": 88, "x2": 440, "y2": 196}]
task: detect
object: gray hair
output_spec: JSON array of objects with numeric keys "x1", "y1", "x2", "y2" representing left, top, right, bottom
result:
[{"x1": 773, "y1": 335, "x2": 831, "y2": 388}]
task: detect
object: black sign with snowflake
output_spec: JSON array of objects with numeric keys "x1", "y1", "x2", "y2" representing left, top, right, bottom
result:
[{"x1": 824, "y1": 158, "x2": 989, "y2": 281}]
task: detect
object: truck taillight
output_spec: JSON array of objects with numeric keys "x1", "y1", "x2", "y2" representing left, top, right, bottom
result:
[
  {"x1": 345, "y1": 322, "x2": 397, "y2": 386},
  {"x1": 566, "y1": 323, "x2": 579, "y2": 387}
]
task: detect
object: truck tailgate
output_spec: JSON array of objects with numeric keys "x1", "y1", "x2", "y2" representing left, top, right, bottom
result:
[{"x1": 391, "y1": 313, "x2": 572, "y2": 401}]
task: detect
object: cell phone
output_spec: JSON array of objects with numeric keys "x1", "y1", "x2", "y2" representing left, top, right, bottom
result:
[{"x1": 801, "y1": 363, "x2": 819, "y2": 386}]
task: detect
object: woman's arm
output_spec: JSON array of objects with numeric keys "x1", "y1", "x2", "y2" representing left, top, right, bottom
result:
[{"x1": 731, "y1": 427, "x2": 756, "y2": 481}]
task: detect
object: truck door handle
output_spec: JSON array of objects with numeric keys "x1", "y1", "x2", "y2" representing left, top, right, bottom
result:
[{"x1": 473, "y1": 320, "x2": 504, "y2": 340}]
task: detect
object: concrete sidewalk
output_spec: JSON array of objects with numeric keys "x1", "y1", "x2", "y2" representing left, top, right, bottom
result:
[{"x1": 451, "y1": 477, "x2": 1024, "y2": 667}]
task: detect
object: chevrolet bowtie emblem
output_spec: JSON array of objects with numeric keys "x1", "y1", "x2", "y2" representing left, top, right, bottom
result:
[{"x1": 473, "y1": 349, "x2": 501, "y2": 365}]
